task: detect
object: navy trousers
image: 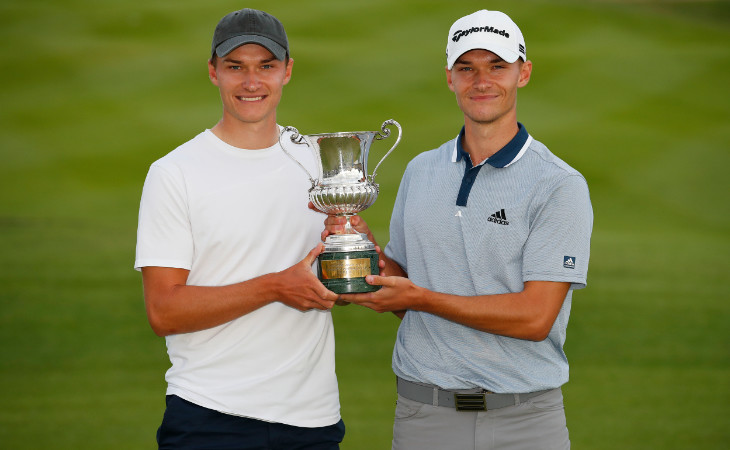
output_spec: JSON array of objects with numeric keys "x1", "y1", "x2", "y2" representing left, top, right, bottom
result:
[{"x1": 157, "y1": 395, "x2": 346, "y2": 450}]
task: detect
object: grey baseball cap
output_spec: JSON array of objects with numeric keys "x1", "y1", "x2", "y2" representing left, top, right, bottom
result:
[{"x1": 211, "y1": 9, "x2": 289, "y2": 60}]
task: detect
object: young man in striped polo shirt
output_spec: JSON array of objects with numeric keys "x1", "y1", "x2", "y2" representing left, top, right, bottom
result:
[{"x1": 325, "y1": 9, "x2": 593, "y2": 450}]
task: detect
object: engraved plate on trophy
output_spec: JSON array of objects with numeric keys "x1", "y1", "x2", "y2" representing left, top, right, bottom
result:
[{"x1": 279, "y1": 120, "x2": 402, "y2": 294}]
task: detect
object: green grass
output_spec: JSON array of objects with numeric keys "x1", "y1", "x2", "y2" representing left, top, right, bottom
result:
[{"x1": 1, "y1": 0, "x2": 728, "y2": 448}]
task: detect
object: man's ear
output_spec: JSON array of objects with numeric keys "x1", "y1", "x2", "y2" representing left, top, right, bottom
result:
[
  {"x1": 283, "y1": 58, "x2": 294, "y2": 86},
  {"x1": 518, "y1": 60, "x2": 532, "y2": 88},
  {"x1": 208, "y1": 59, "x2": 219, "y2": 86}
]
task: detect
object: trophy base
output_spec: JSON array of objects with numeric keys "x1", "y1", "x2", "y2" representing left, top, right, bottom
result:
[
  {"x1": 317, "y1": 234, "x2": 381, "y2": 295},
  {"x1": 321, "y1": 273, "x2": 381, "y2": 294}
]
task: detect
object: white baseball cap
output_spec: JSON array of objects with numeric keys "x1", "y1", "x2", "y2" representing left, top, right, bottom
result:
[{"x1": 446, "y1": 10, "x2": 526, "y2": 69}]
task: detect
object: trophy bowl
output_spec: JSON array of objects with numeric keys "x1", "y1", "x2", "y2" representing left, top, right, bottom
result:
[{"x1": 310, "y1": 183, "x2": 379, "y2": 216}]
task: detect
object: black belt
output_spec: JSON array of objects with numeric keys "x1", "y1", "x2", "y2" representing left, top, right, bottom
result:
[{"x1": 397, "y1": 377, "x2": 553, "y2": 412}]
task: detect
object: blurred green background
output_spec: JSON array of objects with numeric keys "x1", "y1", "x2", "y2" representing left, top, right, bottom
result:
[{"x1": 1, "y1": 0, "x2": 728, "y2": 448}]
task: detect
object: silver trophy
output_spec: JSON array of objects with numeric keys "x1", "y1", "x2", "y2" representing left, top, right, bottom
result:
[{"x1": 280, "y1": 119, "x2": 402, "y2": 294}]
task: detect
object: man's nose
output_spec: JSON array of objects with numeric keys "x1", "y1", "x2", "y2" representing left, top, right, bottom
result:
[
  {"x1": 474, "y1": 71, "x2": 492, "y2": 89},
  {"x1": 242, "y1": 72, "x2": 260, "y2": 91}
]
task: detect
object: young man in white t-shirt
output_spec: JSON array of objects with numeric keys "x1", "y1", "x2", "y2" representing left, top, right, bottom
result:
[{"x1": 135, "y1": 9, "x2": 344, "y2": 449}]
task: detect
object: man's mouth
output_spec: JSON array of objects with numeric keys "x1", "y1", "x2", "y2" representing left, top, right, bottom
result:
[
  {"x1": 238, "y1": 96, "x2": 265, "y2": 102},
  {"x1": 470, "y1": 92, "x2": 498, "y2": 100}
]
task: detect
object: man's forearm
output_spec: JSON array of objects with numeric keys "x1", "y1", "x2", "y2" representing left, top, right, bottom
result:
[
  {"x1": 412, "y1": 281, "x2": 570, "y2": 341},
  {"x1": 143, "y1": 268, "x2": 281, "y2": 336}
]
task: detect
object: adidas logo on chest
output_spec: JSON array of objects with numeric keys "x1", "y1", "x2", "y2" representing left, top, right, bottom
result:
[{"x1": 488, "y1": 209, "x2": 510, "y2": 225}]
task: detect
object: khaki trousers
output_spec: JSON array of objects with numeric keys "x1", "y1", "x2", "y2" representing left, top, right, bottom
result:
[{"x1": 392, "y1": 387, "x2": 569, "y2": 450}]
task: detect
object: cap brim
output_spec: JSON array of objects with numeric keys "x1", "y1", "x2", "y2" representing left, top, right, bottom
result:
[
  {"x1": 447, "y1": 43, "x2": 522, "y2": 69},
  {"x1": 215, "y1": 35, "x2": 287, "y2": 60}
]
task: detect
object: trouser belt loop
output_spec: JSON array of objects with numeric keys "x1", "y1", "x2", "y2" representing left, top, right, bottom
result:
[{"x1": 432, "y1": 387, "x2": 438, "y2": 406}]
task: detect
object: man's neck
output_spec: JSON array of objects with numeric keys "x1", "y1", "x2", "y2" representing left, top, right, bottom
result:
[
  {"x1": 462, "y1": 119, "x2": 520, "y2": 166},
  {"x1": 210, "y1": 119, "x2": 279, "y2": 150}
]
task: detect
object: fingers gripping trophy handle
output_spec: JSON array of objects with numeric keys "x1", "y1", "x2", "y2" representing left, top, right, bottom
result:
[{"x1": 370, "y1": 119, "x2": 402, "y2": 182}]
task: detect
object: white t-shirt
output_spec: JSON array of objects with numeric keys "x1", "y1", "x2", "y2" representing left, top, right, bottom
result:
[{"x1": 135, "y1": 128, "x2": 340, "y2": 427}]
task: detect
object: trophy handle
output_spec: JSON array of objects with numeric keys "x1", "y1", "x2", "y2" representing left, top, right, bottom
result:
[
  {"x1": 279, "y1": 126, "x2": 317, "y2": 188},
  {"x1": 370, "y1": 119, "x2": 402, "y2": 182}
]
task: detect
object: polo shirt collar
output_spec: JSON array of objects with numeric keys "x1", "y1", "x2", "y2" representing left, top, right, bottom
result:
[{"x1": 451, "y1": 122, "x2": 531, "y2": 168}]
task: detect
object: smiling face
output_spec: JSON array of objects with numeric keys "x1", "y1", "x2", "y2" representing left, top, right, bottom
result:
[
  {"x1": 208, "y1": 43, "x2": 293, "y2": 131},
  {"x1": 446, "y1": 49, "x2": 531, "y2": 128}
]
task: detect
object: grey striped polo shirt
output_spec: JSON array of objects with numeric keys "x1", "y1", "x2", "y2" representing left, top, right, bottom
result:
[{"x1": 384, "y1": 124, "x2": 593, "y2": 393}]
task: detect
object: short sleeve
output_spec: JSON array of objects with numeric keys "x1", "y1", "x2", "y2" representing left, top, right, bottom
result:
[
  {"x1": 522, "y1": 174, "x2": 593, "y2": 289},
  {"x1": 134, "y1": 163, "x2": 194, "y2": 271}
]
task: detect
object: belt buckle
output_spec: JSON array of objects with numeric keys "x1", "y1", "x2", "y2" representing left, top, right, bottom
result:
[{"x1": 454, "y1": 392, "x2": 486, "y2": 411}]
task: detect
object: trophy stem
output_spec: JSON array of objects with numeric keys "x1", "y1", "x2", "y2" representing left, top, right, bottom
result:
[{"x1": 343, "y1": 214, "x2": 356, "y2": 235}]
